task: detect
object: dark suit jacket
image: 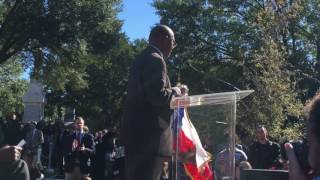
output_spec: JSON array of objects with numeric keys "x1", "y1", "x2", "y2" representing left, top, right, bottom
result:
[
  {"x1": 92, "y1": 142, "x2": 116, "y2": 180},
  {"x1": 63, "y1": 132, "x2": 94, "y2": 174},
  {"x1": 122, "y1": 46, "x2": 175, "y2": 157}
]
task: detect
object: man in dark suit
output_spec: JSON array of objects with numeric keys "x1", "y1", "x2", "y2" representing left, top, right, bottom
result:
[
  {"x1": 63, "y1": 117, "x2": 94, "y2": 180},
  {"x1": 122, "y1": 24, "x2": 181, "y2": 180}
]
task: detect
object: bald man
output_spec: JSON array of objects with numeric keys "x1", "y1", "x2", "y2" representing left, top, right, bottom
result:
[
  {"x1": 122, "y1": 25, "x2": 180, "y2": 180},
  {"x1": 248, "y1": 126, "x2": 281, "y2": 169}
]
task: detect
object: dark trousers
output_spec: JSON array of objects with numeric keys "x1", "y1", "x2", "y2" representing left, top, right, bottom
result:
[
  {"x1": 0, "y1": 159, "x2": 30, "y2": 180},
  {"x1": 125, "y1": 152, "x2": 163, "y2": 180}
]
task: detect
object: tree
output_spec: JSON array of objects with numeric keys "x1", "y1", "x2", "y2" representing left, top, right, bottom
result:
[
  {"x1": 0, "y1": 0, "x2": 42, "y2": 62},
  {"x1": 45, "y1": 36, "x2": 147, "y2": 130},
  {"x1": 0, "y1": 0, "x2": 123, "y2": 91},
  {"x1": 0, "y1": 57, "x2": 27, "y2": 117},
  {"x1": 153, "y1": 0, "x2": 304, "y2": 141}
]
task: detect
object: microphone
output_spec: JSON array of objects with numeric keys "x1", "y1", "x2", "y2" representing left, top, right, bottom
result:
[
  {"x1": 186, "y1": 62, "x2": 241, "y2": 92},
  {"x1": 215, "y1": 78, "x2": 241, "y2": 91}
]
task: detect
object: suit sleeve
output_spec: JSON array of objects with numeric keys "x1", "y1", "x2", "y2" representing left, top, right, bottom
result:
[
  {"x1": 62, "y1": 134, "x2": 72, "y2": 156},
  {"x1": 142, "y1": 55, "x2": 174, "y2": 106},
  {"x1": 84, "y1": 134, "x2": 95, "y2": 154}
]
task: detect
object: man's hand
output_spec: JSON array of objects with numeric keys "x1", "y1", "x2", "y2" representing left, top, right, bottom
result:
[
  {"x1": 284, "y1": 143, "x2": 307, "y2": 180},
  {"x1": 170, "y1": 98, "x2": 191, "y2": 108},
  {"x1": 0, "y1": 145, "x2": 22, "y2": 162},
  {"x1": 172, "y1": 87, "x2": 182, "y2": 97},
  {"x1": 72, "y1": 139, "x2": 79, "y2": 152},
  {"x1": 80, "y1": 144, "x2": 86, "y2": 151}
]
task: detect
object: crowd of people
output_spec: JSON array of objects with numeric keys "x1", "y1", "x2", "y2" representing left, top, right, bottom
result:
[
  {"x1": 0, "y1": 111, "x2": 318, "y2": 180},
  {"x1": 0, "y1": 115, "x2": 125, "y2": 180}
]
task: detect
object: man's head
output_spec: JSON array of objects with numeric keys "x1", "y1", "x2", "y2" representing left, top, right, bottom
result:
[
  {"x1": 179, "y1": 84, "x2": 189, "y2": 96},
  {"x1": 8, "y1": 112, "x2": 17, "y2": 121},
  {"x1": 305, "y1": 93, "x2": 320, "y2": 170},
  {"x1": 12, "y1": 113, "x2": 16, "y2": 120},
  {"x1": 74, "y1": 116, "x2": 85, "y2": 132},
  {"x1": 149, "y1": 24, "x2": 177, "y2": 59},
  {"x1": 102, "y1": 131, "x2": 117, "y2": 147},
  {"x1": 256, "y1": 126, "x2": 267, "y2": 143},
  {"x1": 29, "y1": 121, "x2": 36, "y2": 130}
]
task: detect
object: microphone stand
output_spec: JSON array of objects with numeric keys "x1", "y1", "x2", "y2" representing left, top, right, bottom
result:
[
  {"x1": 186, "y1": 62, "x2": 250, "y2": 111},
  {"x1": 186, "y1": 62, "x2": 240, "y2": 91}
]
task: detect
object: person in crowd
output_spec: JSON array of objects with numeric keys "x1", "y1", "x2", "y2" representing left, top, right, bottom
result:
[
  {"x1": 114, "y1": 137, "x2": 125, "y2": 180},
  {"x1": 3, "y1": 112, "x2": 23, "y2": 145},
  {"x1": 247, "y1": 125, "x2": 282, "y2": 169},
  {"x1": 40, "y1": 120, "x2": 52, "y2": 169},
  {"x1": 63, "y1": 116, "x2": 94, "y2": 180},
  {"x1": 24, "y1": 122, "x2": 44, "y2": 165},
  {"x1": 94, "y1": 130, "x2": 109, "y2": 144},
  {"x1": 94, "y1": 132, "x2": 101, "y2": 144},
  {"x1": 215, "y1": 142, "x2": 249, "y2": 180},
  {"x1": 0, "y1": 145, "x2": 30, "y2": 180},
  {"x1": 52, "y1": 120, "x2": 66, "y2": 175},
  {"x1": 92, "y1": 131, "x2": 117, "y2": 180},
  {"x1": 285, "y1": 93, "x2": 320, "y2": 180},
  {"x1": 83, "y1": 125, "x2": 89, "y2": 134},
  {"x1": 36, "y1": 120, "x2": 46, "y2": 132},
  {"x1": 235, "y1": 161, "x2": 252, "y2": 180},
  {"x1": 23, "y1": 121, "x2": 44, "y2": 179},
  {"x1": 121, "y1": 24, "x2": 181, "y2": 180}
]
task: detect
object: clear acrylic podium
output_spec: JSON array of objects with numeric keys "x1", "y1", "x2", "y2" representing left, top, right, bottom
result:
[{"x1": 170, "y1": 90, "x2": 254, "y2": 180}]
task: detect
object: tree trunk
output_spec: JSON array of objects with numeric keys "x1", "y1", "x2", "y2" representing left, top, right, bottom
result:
[{"x1": 31, "y1": 48, "x2": 43, "y2": 80}]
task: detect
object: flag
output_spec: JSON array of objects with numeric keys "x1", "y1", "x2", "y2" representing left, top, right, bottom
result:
[{"x1": 172, "y1": 108, "x2": 214, "y2": 180}]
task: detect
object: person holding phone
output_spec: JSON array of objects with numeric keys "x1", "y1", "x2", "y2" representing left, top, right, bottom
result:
[
  {"x1": 0, "y1": 144, "x2": 30, "y2": 180},
  {"x1": 285, "y1": 93, "x2": 320, "y2": 180}
]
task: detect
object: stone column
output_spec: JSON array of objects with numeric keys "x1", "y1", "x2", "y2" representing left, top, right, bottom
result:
[{"x1": 22, "y1": 79, "x2": 45, "y2": 123}]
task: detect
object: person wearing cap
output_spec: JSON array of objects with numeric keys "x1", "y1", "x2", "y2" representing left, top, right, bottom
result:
[{"x1": 122, "y1": 24, "x2": 181, "y2": 180}]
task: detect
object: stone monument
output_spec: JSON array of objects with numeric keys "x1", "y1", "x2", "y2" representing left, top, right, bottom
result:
[{"x1": 22, "y1": 79, "x2": 45, "y2": 123}]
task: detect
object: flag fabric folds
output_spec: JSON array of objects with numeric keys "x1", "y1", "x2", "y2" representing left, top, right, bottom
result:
[{"x1": 172, "y1": 108, "x2": 214, "y2": 180}]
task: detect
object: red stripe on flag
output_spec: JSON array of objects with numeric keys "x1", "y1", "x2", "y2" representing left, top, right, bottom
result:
[{"x1": 177, "y1": 130, "x2": 196, "y2": 153}]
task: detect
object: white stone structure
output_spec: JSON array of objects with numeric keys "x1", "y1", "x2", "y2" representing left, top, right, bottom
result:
[{"x1": 22, "y1": 79, "x2": 45, "y2": 123}]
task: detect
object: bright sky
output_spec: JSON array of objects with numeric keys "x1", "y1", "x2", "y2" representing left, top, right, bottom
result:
[{"x1": 118, "y1": 0, "x2": 160, "y2": 41}]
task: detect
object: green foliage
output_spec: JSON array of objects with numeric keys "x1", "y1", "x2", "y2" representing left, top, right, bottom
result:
[
  {"x1": 74, "y1": 36, "x2": 137, "y2": 130},
  {"x1": 45, "y1": 35, "x2": 144, "y2": 131},
  {"x1": 241, "y1": 37, "x2": 304, "y2": 142},
  {"x1": 1, "y1": 0, "x2": 318, "y2": 139},
  {"x1": 0, "y1": 57, "x2": 27, "y2": 117},
  {"x1": 154, "y1": 0, "x2": 306, "y2": 142},
  {"x1": 0, "y1": 0, "x2": 42, "y2": 61},
  {"x1": 0, "y1": 0, "x2": 123, "y2": 91}
]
